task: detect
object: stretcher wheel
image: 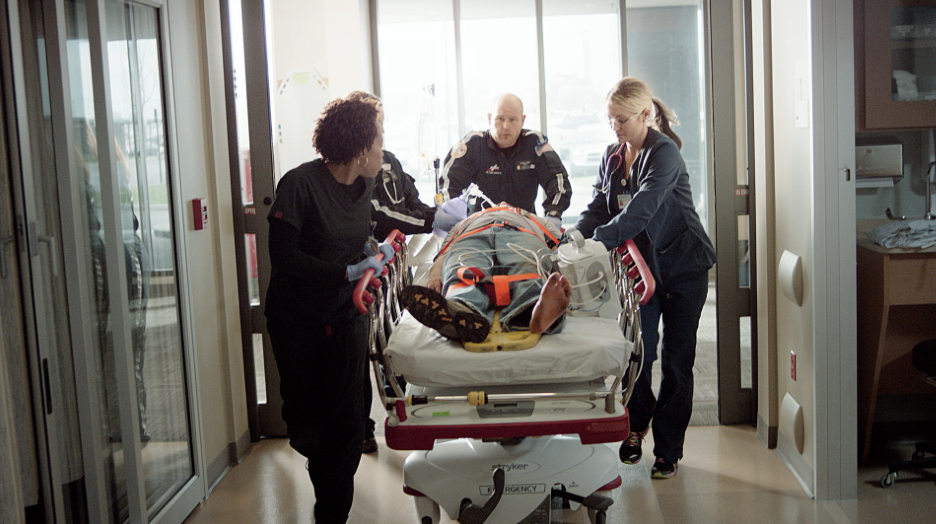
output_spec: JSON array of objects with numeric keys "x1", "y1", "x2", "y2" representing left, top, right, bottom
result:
[
  {"x1": 413, "y1": 495, "x2": 440, "y2": 523},
  {"x1": 586, "y1": 490, "x2": 612, "y2": 524},
  {"x1": 880, "y1": 472, "x2": 896, "y2": 488}
]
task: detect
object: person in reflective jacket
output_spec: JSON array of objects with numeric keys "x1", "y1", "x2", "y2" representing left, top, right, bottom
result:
[{"x1": 439, "y1": 93, "x2": 571, "y2": 227}]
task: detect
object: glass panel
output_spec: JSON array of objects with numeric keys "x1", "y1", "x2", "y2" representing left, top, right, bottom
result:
[
  {"x1": 738, "y1": 214, "x2": 750, "y2": 288},
  {"x1": 64, "y1": 0, "x2": 120, "y2": 520},
  {"x1": 227, "y1": 0, "x2": 253, "y2": 204},
  {"x1": 890, "y1": 5, "x2": 936, "y2": 102},
  {"x1": 459, "y1": 1, "x2": 539, "y2": 132},
  {"x1": 376, "y1": 0, "x2": 456, "y2": 202},
  {"x1": 542, "y1": 0, "x2": 622, "y2": 222},
  {"x1": 18, "y1": 0, "x2": 87, "y2": 519},
  {"x1": 253, "y1": 333, "x2": 266, "y2": 404},
  {"x1": 740, "y1": 316, "x2": 752, "y2": 389},
  {"x1": 246, "y1": 233, "x2": 259, "y2": 305},
  {"x1": 105, "y1": 0, "x2": 194, "y2": 518},
  {"x1": 626, "y1": 1, "x2": 709, "y2": 233},
  {"x1": 1, "y1": 5, "x2": 42, "y2": 516}
]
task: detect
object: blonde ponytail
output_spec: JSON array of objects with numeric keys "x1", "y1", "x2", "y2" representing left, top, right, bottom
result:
[
  {"x1": 607, "y1": 77, "x2": 683, "y2": 150},
  {"x1": 651, "y1": 98, "x2": 682, "y2": 150}
]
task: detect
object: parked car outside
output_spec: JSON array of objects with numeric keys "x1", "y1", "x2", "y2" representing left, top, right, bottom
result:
[
  {"x1": 549, "y1": 112, "x2": 601, "y2": 160},
  {"x1": 567, "y1": 123, "x2": 615, "y2": 178}
]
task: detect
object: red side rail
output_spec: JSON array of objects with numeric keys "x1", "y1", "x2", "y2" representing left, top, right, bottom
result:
[
  {"x1": 353, "y1": 230, "x2": 406, "y2": 314},
  {"x1": 617, "y1": 239, "x2": 655, "y2": 305},
  {"x1": 384, "y1": 410, "x2": 629, "y2": 451}
]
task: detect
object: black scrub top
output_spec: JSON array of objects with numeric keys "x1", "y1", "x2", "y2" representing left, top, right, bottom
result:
[{"x1": 265, "y1": 159, "x2": 375, "y2": 324}]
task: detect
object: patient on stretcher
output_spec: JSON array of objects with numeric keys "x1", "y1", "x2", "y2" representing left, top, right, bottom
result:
[{"x1": 400, "y1": 206, "x2": 572, "y2": 344}]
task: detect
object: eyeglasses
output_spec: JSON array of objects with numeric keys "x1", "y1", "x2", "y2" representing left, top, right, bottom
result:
[{"x1": 606, "y1": 112, "x2": 641, "y2": 128}]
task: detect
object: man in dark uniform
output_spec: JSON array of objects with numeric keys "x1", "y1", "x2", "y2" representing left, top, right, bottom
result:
[
  {"x1": 439, "y1": 93, "x2": 572, "y2": 228},
  {"x1": 370, "y1": 150, "x2": 439, "y2": 240},
  {"x1": 345, "y1": 90, "x2": 460, "y2": 240}
]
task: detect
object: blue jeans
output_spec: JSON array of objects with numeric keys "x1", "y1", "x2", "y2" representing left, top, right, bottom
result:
[
  {"x1": 441, "y1": 227, "x2": 563, "y2": 333},
  {"x1": 626, "y1": 271, "x2": 709, "y2": 464}
]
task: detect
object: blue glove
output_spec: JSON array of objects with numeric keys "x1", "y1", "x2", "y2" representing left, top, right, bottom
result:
[
  {"x1": 432, "y1": 210, "x2": 461, "y2": 234},
  {"x1": 364, "y1": 241, "x2": 396, "y2": 262},
  {"x1": 347, "y1": 256, "x2": 384, "y2": 281},
  {"x1": 440, "y1": 195, "x2": 469, "y2": 220}
]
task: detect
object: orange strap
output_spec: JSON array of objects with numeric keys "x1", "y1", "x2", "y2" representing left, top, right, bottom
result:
[
  {"x1": 449, "y1": 267, "x2": 539, "y2": 307},
  {"x1": 477, "y1": 206, "x2": 560, "y2": 246},
  {"x1": 491, "y1": 273, "x2": 540, "y2": 306},
  {"x1": 436, "y1": 205, "x2": 559, "y2": 260},
  {"x1": 456, "y1": 266, "x2": 487, "y2": 286}
]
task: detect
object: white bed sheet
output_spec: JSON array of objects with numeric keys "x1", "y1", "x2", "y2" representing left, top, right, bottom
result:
[{"x1": 385, "y1": 312, "x2": 631, "y2": 387}]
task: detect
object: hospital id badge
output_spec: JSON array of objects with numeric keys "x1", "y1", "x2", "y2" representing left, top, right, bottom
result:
[{"x1": 617, "y1": 193, "x2": 632, "y2": 209}]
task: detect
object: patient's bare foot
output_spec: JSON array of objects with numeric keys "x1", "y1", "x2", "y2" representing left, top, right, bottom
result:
[{"x1": 529, "y1": 273, "x2": 572, "y2": 334}]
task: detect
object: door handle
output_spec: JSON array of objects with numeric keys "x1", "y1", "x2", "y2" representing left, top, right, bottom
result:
[
  {"x1": 0, "y1": 235, "x2": 14, "y2": 279},
  {"x1": 37, "y1": 235, "x2": 59, "y2": 277}
]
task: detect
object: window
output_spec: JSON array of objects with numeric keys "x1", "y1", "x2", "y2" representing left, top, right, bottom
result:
[
  {"x1": 625, "y1": 3, "x2": 708, "y2": 226},
  {"x1": 375, "y1": 0, "x2": 707, "y2": 227},
  {"x1": 376, "y1": 0, "x2": 622, "y2": 214}
]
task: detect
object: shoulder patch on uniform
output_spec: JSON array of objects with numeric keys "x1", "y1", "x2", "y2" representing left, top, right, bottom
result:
[
  {"x1": 535, "y1": 141, "x2": 554, "y2": 157},
  {"x1": 451, "y1": 142, "x2": 468, "y2": 159},
  {"x1": 451, "y1": 131, "x2": 483, "y2": 159}
]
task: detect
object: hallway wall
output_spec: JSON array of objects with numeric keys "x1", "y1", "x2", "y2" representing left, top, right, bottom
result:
[
  {"x1": 169, "y1": 0, "x2": 249, "y2": 480},
  {"x1": 765, "y1": 0, "x2": 858, "y2": 500},
  {"x1": 769, "y1": 0, "x2": 818, "y2": 494}
]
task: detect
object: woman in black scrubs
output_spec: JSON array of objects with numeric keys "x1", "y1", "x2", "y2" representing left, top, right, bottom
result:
[{"x1": 264, "y1": 97, "x2": 385, "y2": 523}]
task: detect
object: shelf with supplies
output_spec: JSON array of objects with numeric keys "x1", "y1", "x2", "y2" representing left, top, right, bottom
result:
[{"x1": 855, "y1": 0, "x2": 936, "y2": 130}]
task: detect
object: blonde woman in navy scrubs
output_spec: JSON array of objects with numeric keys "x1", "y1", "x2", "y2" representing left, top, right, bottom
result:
[{"x1": 575, "y1": 77, "x2": 716, "y2": 479}]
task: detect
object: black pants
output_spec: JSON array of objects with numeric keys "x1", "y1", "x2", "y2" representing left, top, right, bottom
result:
[
  {"x1": 267, "y1": 313, "x2": 371, "y2": 524},
  {"x1": 626, "y1": 271, "x2": 709, "y2": 463}
]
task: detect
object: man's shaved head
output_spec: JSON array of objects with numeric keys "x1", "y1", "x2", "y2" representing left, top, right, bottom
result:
[{"x1": 488, "y1": 93, "x2": 526, "y2": 149}]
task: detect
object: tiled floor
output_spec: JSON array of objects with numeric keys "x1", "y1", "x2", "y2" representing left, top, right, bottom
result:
[{"x1": 183, "y1": 425, "x2": 936, "y2": 524}]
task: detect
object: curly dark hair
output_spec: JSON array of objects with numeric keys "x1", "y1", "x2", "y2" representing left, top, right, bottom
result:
[
  {"x1": 344, "y1": 90, "x2": 381, "y2": 104},
  {"x1": 312, "y1": 98, "x2": 380, "y2": 164}
]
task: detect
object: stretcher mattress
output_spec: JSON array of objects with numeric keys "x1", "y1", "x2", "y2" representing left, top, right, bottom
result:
[{"x1": 385, "y1": 312, "x2": 630, "y2": 387}]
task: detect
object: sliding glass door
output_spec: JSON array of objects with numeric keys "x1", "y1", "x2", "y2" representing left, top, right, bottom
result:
[{"x1": 2, "y1": 0, "x2": 202, "y2": 521}]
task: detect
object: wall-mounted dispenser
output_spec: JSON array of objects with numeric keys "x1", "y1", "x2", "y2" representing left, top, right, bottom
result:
[{"x1": 856, "y1": 137, "x2": 903, "y2": 189}]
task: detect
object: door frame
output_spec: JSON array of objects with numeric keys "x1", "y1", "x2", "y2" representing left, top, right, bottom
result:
[
  {"x1": 218, "y1": 0, "x2": 260, "y2": 441},
  {"x1": 810, "y1": 0, "x2": 857, "y2": 500},
  {"x1": 707, "y1": 0, "x2": 757, "y2": 425},
  {"x1": 229, "y1": 0, "x2": 765, "y2": 437},
  {"x1": 234, "y1": 0, "x2": 282, "y2": 437}
]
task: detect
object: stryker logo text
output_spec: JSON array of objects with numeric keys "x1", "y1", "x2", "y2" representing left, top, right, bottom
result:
[{"x1": 491, "y1": 462, "x2": 530, "y2": 472}]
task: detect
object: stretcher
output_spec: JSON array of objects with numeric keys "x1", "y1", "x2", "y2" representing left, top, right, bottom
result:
[{"x1": 354, "y1": 231, "x2": 654, "y2": 524}]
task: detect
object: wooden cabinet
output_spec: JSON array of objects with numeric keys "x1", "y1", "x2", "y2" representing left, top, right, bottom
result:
[
  {"x1": 855, "y1": 0, "x2": 936, "y2": 131},
  {"x1": 856, "y1": 241, "x2": 936, "y2": 464}
]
